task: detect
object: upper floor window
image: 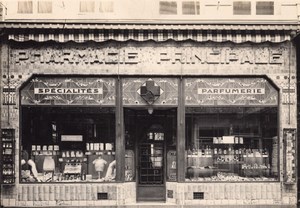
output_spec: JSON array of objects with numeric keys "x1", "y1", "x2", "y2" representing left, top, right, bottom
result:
[
  {"x1": 159, "y1": 1, "x2": 177, "y2": 15},
  {"x1": 80, "y1": 1, "x2": 95, "y2": 13},
  {"x1": 256, "y1": 1, "x2": 274, "y2": 15},
  {"x1": 233, "y1": 1, "x2": 251, "y2": 15},
  {"x1": 182, "y1": 1, "x2": 200, "y2": 15},
  {"x1": 18, "y1": 1, "x2": 33, "y2": 14},
  {"x1": 38, "y1": 1, "x2": 52, "y2": 13},
  {"x1": 99, "y1": 1, "x2": 114, "y2": 13}
]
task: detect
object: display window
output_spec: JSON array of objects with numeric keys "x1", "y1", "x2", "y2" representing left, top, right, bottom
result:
[
  {"x1": 21, "y1": 107, "x2": 116, "y2": 183},
  {"x1": 185, "y1": 107, "x2": 278, "y2": 182}
]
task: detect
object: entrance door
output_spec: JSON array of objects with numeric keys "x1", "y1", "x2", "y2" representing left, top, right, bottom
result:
[
  {"x1": 125, "y1": 108, "x2": 176, "y2": 202},
  {"x1": 137, "y1": 125, "x2": 165, "y2": 201}
]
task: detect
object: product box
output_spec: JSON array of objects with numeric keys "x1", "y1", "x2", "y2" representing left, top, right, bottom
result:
[
  {"x1": 106, "y1": 143, "x2": 112, "y2": 150},
  {"x1": 100, "y1": 143, "x2": 104, "y2": 150},
  {"x1": 222, "y1": 136, "x2": 235, "y2": 144},
  {"x1": 94, "y1": 143, "x2": 100, "y2": 151}
]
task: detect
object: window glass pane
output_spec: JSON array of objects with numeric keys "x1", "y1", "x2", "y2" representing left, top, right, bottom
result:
[
  {"x1": 18, "y1": 1, "x2": 33, "y2": 13},
  {"x1": 233, "y1": 1, "x2": 251, "y2": 15},
  {"x1": 99, "y1": 1, "x2": 114, "y2": 13},
  {"x1": 159, "y1": 1, "x2": 177, "y2": 15},
  {"x1": 182, "y1": 1, "x2": 200, "y2": 15},
  {"x1": 38, "y1": 1, "x2": 52, "y2": 13},
  {"x1": 21, "y1": 107, "x2": 116, "y2": 183},
  {"x1": 80, "y1": 1, "x2": 95, "y2": 13},
  {"x1": 185, "y1": 107, "x2": 278, "y2": 182},
  {"x1": 256, "y1": 1, "x2": 274, "y2": 15}
]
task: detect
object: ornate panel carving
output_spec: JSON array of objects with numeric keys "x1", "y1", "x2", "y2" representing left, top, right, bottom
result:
[
  {"x1": 185, "y1": 77, "x2": 278, "y2": 106},
  {"x1": 21, "y1": 77, "x2": 115, "y2": 106},
  {"x1": 122, "y1": 78, "x2": 178, "y2": 106}
]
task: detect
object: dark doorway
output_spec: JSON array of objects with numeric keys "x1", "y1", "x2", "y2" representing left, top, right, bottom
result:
[{"x1": 124, "y1": 108, "x2": 177, "y2": 202}]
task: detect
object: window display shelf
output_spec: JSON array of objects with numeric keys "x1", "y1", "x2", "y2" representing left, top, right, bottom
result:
[
  {"x1": 214, "y1": 161, "x2": 243, "y2": 164},
  {"x1": 31, "y1": 151, "x2": 60, "y2": 156},
  {"x1": 187, "y1": 155, "x2": 212, "y2": 158},
  {"x1": 1, "y1": 129, "x2": 15, "y2": 185},
  {"x1": 186, "y1": 135, "x2": 272, "y2": 181},
  {"x1": 85, "y1": 150, "x2": 115, "y2": 156}
]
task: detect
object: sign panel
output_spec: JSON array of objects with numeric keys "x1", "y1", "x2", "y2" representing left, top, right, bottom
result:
[
  {"x1": 61, "y1": 135, "x2": 83, "y2": 142},
  {"x1": 185, "y1": 77, "x2": 278, "y2": 106},
  {"x1": 21, "y1": 77, "x2": 115, "y2": 106},
  {"x1": 10, "y1": 43, "x2": 289, "y2": 76}
]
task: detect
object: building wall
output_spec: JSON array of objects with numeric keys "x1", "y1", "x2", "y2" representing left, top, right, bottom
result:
[{"x1": 0, "y1": 40, "x2": 297, "y2": 207}]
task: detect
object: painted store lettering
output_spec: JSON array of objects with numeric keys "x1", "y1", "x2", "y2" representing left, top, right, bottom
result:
[
  {"x1": 34, "y1": 88, "x2": 103, "y2": 94},
  {"x1": 12, "y1": 47, "x2": 284, "y2": 65},
  {"x1": 198, "y1": 88, "x2": 265, "y2": 94},
  {"x1": 157, "y1": 48, "x2": 281, "y2": 64},
  {"x1": 14, "y1": 49, "x2": 140, "y2": 65}
]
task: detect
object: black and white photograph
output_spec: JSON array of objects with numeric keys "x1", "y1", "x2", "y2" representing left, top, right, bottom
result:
[{"x1": 0, "y1": 0, "x2": 299, "y2": 207}]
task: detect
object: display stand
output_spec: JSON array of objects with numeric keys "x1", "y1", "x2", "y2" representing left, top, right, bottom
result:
[
  {"x1": 125, "y1": 150, "x2": 135, "y2": 181},
  {"x1": 167, "y1": 150, "x2": 177, "y2": 181},
  {"x1": 1, "y1": 129, "x2": 15, "y2": 184}
]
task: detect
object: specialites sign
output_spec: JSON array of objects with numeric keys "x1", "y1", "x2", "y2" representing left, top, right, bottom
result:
[
  {"x1": 185, "y1": 77, "x2": 278, "y2": 106},
  {"x1": 21, "y1": 77, "x2": 115, "y2": 105},
  {"x1": 34, "y1": 88, "x2": 103, "y2": 94}
]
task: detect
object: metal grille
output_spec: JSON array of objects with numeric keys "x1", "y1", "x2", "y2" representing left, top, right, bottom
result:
[
  {"x1": 97, "y1": 193, "x2": 108, "y2": 200},
  {"x1": 193, "y1": 192, "x2": 204, "y2": 200},
  {"x1": 167, "y1": 190, "x2": 174, "y2": 198},
  {"x1": 139, "y1": 143, "x2": 164, "y2": 184}
]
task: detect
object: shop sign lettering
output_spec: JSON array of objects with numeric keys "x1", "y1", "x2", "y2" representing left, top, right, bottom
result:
[
  {"x1": 185, "y1": 78, "x2": 278, "y2": 106},
  {"x1": 157, "y1": 48, "x2": 283, "y2": 64},
  {"x1": 11, "y1": 47, "x2": 285, "y2": 65},
  {"x1": 34, "y1": 88, "x2": 103, "y2": 94},
  {"x1": 198, "y1": 88, "x2": 265, "y2": 95},
  {"x1": 13, "y1": 49, "x2": 139, "y2": 65}
]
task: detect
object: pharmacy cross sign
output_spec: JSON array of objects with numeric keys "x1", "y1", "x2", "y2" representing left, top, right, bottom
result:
[{"x1": 139, "y1": 79, "x2": 162, "y2": 105}]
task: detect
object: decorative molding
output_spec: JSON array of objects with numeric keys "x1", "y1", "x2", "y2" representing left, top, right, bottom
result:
[{"x1": 123, "y1": 78, "x2": 178, "y2": 106}]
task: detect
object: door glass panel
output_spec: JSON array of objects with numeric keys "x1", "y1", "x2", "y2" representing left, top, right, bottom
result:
[{"x1": 139, "y1": 131, "x2": 164, "y2": 185}]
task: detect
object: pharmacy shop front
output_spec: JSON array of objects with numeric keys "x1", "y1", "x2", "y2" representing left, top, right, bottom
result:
[{"x1": 0, "y1": 40, "x2": 297, "y2": 207}]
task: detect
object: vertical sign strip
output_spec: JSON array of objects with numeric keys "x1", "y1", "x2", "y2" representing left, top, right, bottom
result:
[{"x1": 283, "y1": 128, "x2": 296, "y2": 184}]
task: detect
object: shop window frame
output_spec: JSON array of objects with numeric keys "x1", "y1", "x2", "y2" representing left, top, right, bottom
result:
[
  {"x1": 183, "y1": 76, "x2": 280, "y2": 183},
  {"x1": 19, "y1": 106, "x2": 118, "y2": 184}
]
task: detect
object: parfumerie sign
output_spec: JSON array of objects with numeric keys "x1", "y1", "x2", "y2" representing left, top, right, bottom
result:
[
  {"x1": 198, "y1": 88, "x2": 265, "y2": 94},
  {"x1": 34, "y1": 88, "x2": 103, "y2": 94}
]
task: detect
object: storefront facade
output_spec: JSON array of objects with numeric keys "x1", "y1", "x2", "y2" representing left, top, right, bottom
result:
[
  {"x1": 0, "y1": 33, "x2": 297, "y2": 207},
  {"x1": 0, "y1": 1, "x2": 299, "y2": 207}
]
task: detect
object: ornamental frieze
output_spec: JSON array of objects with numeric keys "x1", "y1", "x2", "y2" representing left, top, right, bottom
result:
[{"x1": 122, "y1": 78, "x2": 178, "y2": 106}]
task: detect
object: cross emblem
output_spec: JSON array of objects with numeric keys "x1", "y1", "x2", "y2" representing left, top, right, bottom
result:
[{"x1": 138, "y1": 79, "x2": 162, "y2": 104}]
